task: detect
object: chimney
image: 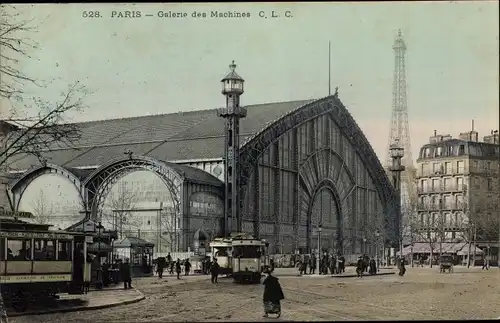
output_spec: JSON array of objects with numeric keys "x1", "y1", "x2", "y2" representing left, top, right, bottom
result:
[{"x1": 483, "y1": 130, "x2": 499, "y2": 144}]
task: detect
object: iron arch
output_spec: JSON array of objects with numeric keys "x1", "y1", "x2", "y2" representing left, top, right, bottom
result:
[
  {"x1": 304, "y1": 179, "x2": 344, "y2": 254},
  {"x1": 82, "y1": 155, "x2": 185, "y2": 221},
  {"x1": 8, "y1": 163, "x2": 85, "y2": 211}
]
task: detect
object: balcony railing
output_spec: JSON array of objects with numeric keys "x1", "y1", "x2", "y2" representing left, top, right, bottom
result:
[
  {"x1": 417, "y1": 168, "x2": 466, "y2": 177},
  {"x1": 417, "y1": 185, "x2": 466, "y2": 194},
  {"x1": 416, "y1": 202, "x2": 465, "y2": 211}
]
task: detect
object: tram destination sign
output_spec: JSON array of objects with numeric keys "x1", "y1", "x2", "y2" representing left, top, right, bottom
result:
[
  {"x1": 0, "y1": 231, "x2": 74, "y2": 240},
  {"x1": 0, "y1": 274, "x2": 72, "y2": 283}
]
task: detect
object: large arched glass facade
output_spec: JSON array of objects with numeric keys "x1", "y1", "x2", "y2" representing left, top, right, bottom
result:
[{"x1": 241, "y1": 109, "x2": 387, "y2": 256}]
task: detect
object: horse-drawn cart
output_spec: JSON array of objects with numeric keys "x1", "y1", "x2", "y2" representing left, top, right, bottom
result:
[{"x1": 439, "y1": 254, "x2": 454, "y2": 273}]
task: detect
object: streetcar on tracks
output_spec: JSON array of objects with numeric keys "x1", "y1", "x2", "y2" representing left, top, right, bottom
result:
[
  {"x1": 231, "y1": 234, "x2": 267, "y2": 284},
  {"x1": 1, "y1": 214, "x2": 93, "y2": 311},
  {"x1": 209, "y1": 237, "x2": 233, "y2": 275}
]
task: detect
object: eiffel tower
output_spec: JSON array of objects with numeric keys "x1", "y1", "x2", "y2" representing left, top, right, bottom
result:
[{"x1": 385, "y1": 30, "x2": 417, "y2": 245}]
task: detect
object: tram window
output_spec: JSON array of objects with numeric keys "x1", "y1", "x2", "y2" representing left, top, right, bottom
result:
[
  {"x1": 0, "y1": 238, "x2": 5, "y2": 261},
  {"x1": 6, "y1": 239, "x2": 32, "y2": 261},
  {"x1": 58, "y1": 240, "x2": 72, "y2": 261},
  {"x1": 215, "y1": 249, "x2": 228, "y2": 257},
  {"x1": 233, "y1": 246, "x2": 261, "y2": 258},
  {"x1": 33, "y1": 239, "x2": 56, "y2": 261}
]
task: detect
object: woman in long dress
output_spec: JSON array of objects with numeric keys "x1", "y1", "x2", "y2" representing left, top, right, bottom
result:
[{"x1": 262, "y1": 270, "x2": 285, "y2": 318}]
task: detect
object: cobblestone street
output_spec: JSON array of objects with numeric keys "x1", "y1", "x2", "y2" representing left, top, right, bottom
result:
[{"x1": 10, "y1": 267, "x2": 500, "y2": 322}]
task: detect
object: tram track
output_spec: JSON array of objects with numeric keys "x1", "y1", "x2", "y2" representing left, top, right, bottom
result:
[{"x1": 283, "y1": 287, "x2": 437, "y2": 320}]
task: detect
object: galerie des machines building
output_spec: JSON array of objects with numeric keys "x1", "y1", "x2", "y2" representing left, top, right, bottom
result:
[{"x1": 2, "y1": 62, "x2": 399, "y2": 257}]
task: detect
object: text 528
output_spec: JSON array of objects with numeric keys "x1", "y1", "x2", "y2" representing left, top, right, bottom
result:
[{"x1": 82, "y1": 11, "x2": 101, "y2": 18}]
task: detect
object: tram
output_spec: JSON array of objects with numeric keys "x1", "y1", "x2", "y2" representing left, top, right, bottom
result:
[
  {"x1": 0, "y1": 214, "x2": 93, "y2": 311},
  {"x1": 231, "y1": 233, "x2": 272, "y2": 284},
  {"x1": 208, "y1": 237, "x2": 232, "y2": 275}
]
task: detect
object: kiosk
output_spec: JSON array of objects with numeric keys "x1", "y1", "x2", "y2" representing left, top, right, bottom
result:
[{"x1": 113, "y1": 237, "x2": 154, "y2": 277}]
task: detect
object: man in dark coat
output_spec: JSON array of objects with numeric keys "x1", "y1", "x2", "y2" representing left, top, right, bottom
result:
[
  {"x1": 157, "y1": 257, "x2": 166, "y2": 279},
  {"x1": 356, "y1": 256, "x2": 364, "y2": 278},
  {"x1": 210, "y1": 258, "x2": 220, "y2": 283},
  {"x1": 339, "y1": 255, "x2": 345, "y2": 273},
  {"x1": 175, "y1": 258, "x2": 182, "y2": 279},
  {"x1": 184, "y1": 259, "x2": 191, "y2": 276},
  {"x1": 262, "y1": 270, "x2": 285, "y2": 318},
  {"x1": 398, "y1": 258, "x2": 406, "y2": 276},
  {"x1": 120, "y1": 258, "x2": 132, "y2": 289},
  {"x1": 369, "y1": 258, "x2": 377, "y2": 275}
]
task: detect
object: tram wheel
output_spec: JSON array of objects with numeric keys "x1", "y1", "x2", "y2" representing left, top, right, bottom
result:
[{"x1": 11, "y1": 293, "x2": 27, "y2": 313}]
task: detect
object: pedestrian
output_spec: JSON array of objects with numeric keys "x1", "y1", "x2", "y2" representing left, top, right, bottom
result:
[
  {"x1": 184, "y1": 259, "x2": 191, "y2": 276},
  {"x1": 262, "y1": 269, "x2": 285, "y2": 318},
  {"x1": 482, "y1": 258, "x2": 489, "y2": 270},
  {"x1": 120, "y1": 258, "x2": 132, "y2": 289},
  {"x1": 175, "y1": 258, "x2": 182, "y2": 279},
  {"x1": 369, "y1": 258, "x2": 377, "y2": 275},
  {"x1": 210, "y1": 258, "x2": 220, "y2": 283},
  {"x1": 356, "y1": 256, "x2": 364, "y2": 278},
  {"x1": 157, "y1": 257, "x2": 166, "y2": 279},
  {"x1": 309, "y1": 255, "x2": 316, "y2": 275},
  {"x1": 169, "y1": 259, "x2": 175, "y2": 275},
  {"x1": 339, "y1": 255, "x2": 345, "y2": 273},
  {"x1": 398, "y1": 258, "x2": 406, "y2": 276}
]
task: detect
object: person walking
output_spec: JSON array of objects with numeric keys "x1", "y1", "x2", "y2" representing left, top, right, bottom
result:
[
  {"x1": 184, "y1": 259, "x2": 191, "y2": 276},
  {"x1": 175, "y1": 258, "x2": 182, "y2": 279},
  {"x1": 120, "y1": 258, "x2": 132, "y2": 289},
  {"x1": 210, "y1": 258, "x2": 220, "y2": 283},
  {"x1": 157, "y1": 257, "x2": 166, "y2": 279},
  {"x1": 262, "y1": 269, "x2": 285, "y2": 318}
]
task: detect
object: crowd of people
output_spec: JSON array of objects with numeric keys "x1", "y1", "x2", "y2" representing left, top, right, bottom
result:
[
  {"x1": 294, "y1": 253, "x2": 347, "y2": 275},
  {"x1": 153, "y1": 253, "x2": 222, "y2": 283}
]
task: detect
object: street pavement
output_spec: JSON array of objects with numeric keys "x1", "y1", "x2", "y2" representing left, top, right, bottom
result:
[
  {"x1": 7, "y1": 287, "x2": 144, "y2": 318},
  {"x1": 8, "y1": 266, "x2": 500, "y2": 322}
]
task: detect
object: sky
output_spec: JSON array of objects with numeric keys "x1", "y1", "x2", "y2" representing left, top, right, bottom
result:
[{"x1": 1, "y1": 2, "x2": 499, "y2": 165}]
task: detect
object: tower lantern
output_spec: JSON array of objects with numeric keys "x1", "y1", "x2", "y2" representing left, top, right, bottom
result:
[
  {"x1": 221, "y1": 61, "x2": 244, "y2": 95},
  {"x1": 218, "y1": 60, "x2": 247, "y2": 236}
]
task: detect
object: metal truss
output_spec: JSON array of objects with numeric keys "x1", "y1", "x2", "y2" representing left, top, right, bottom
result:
[
  {"x1": 8, "y1": 163, "x2": 85, "y2": 211},
  {"x1": 238, "y1": 94, "x2": 398, "y2": 249},
  {"x1": 82, "y1": 156, "x2": 184, "y2": 221}
]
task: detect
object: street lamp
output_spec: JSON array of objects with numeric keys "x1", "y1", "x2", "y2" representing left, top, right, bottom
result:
[
  {"x1": 362, "y1": 236, "x2": 367, "y2": 254},
  {"x1": 374, "y1": 230, "x2": 380, "y2": 270},
  {"x1": 317, "y1": 224, "x2": 323, "y2": 273},
  {"x1": 389, "y1": 138, "x2": 405, "y2": 264}
]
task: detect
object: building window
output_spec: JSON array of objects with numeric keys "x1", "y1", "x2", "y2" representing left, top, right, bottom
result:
[
  {"x1": 421, "y1": 163, "x2": 428, "y2": 176},
  {"x1": 458, "y1": 145, "x2": 465, "y2": 155},
  {"x1": 487, "y1": 179, "x2": 493, "y2": 191},
  {"x1": 425, "y1": 148, "x2": 431, "y2": 158},
  {"x1": 456, "y1": 161, "x2": 464, "y2": 174},
  {"x1": 444, "y1": 162, "x2": 452, "y2": 174},
  {"x1": 420, "y1": 179, "x2": 427, "y2": 191},
  {"x1": 433, "y1": 163, "x2": 441, "y2": 173},
  {"x1": 435, "y1": 146, "x2": 443, "y2": 157},
  {"x1": 473, "y1": 160, "x2": 478, "y2": 169},
  {"x1": 456, "y1": 177, "x2": 464, "y2": 190},
  {"x1": 432, "y1": 179, "x2": 440, "y2": 191}
]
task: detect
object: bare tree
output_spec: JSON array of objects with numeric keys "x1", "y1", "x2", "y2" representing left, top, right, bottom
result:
[
  {"x1": 104, "y1": 181, "x2": 140, "y2": 239},
  {"x1": 1, "y1": 6, "x2": 90, "y2": 321},
  {"x1": 416, "y1": 208, "x2": 447, "y2": 268},
  {"x1": 29, "y1": 189, "x2": 54, "y2": 224},
  {"x1": 0, "y1": 5, "x2": 90, "y2": 172}
]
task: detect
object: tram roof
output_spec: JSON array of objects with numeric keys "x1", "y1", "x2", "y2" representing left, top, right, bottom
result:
[{"x1": 7, "y1": 99, "x2": 314, "y2": 171}]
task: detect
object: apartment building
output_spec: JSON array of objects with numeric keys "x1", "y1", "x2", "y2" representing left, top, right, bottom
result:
[{"x1": 415, "y1": 129, "x2": 500, "y2": 264}]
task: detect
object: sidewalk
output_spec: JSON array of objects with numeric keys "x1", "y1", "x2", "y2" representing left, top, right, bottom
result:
[{"x1": 8, "y1": 287, "x2": 144, "y2": 317}]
